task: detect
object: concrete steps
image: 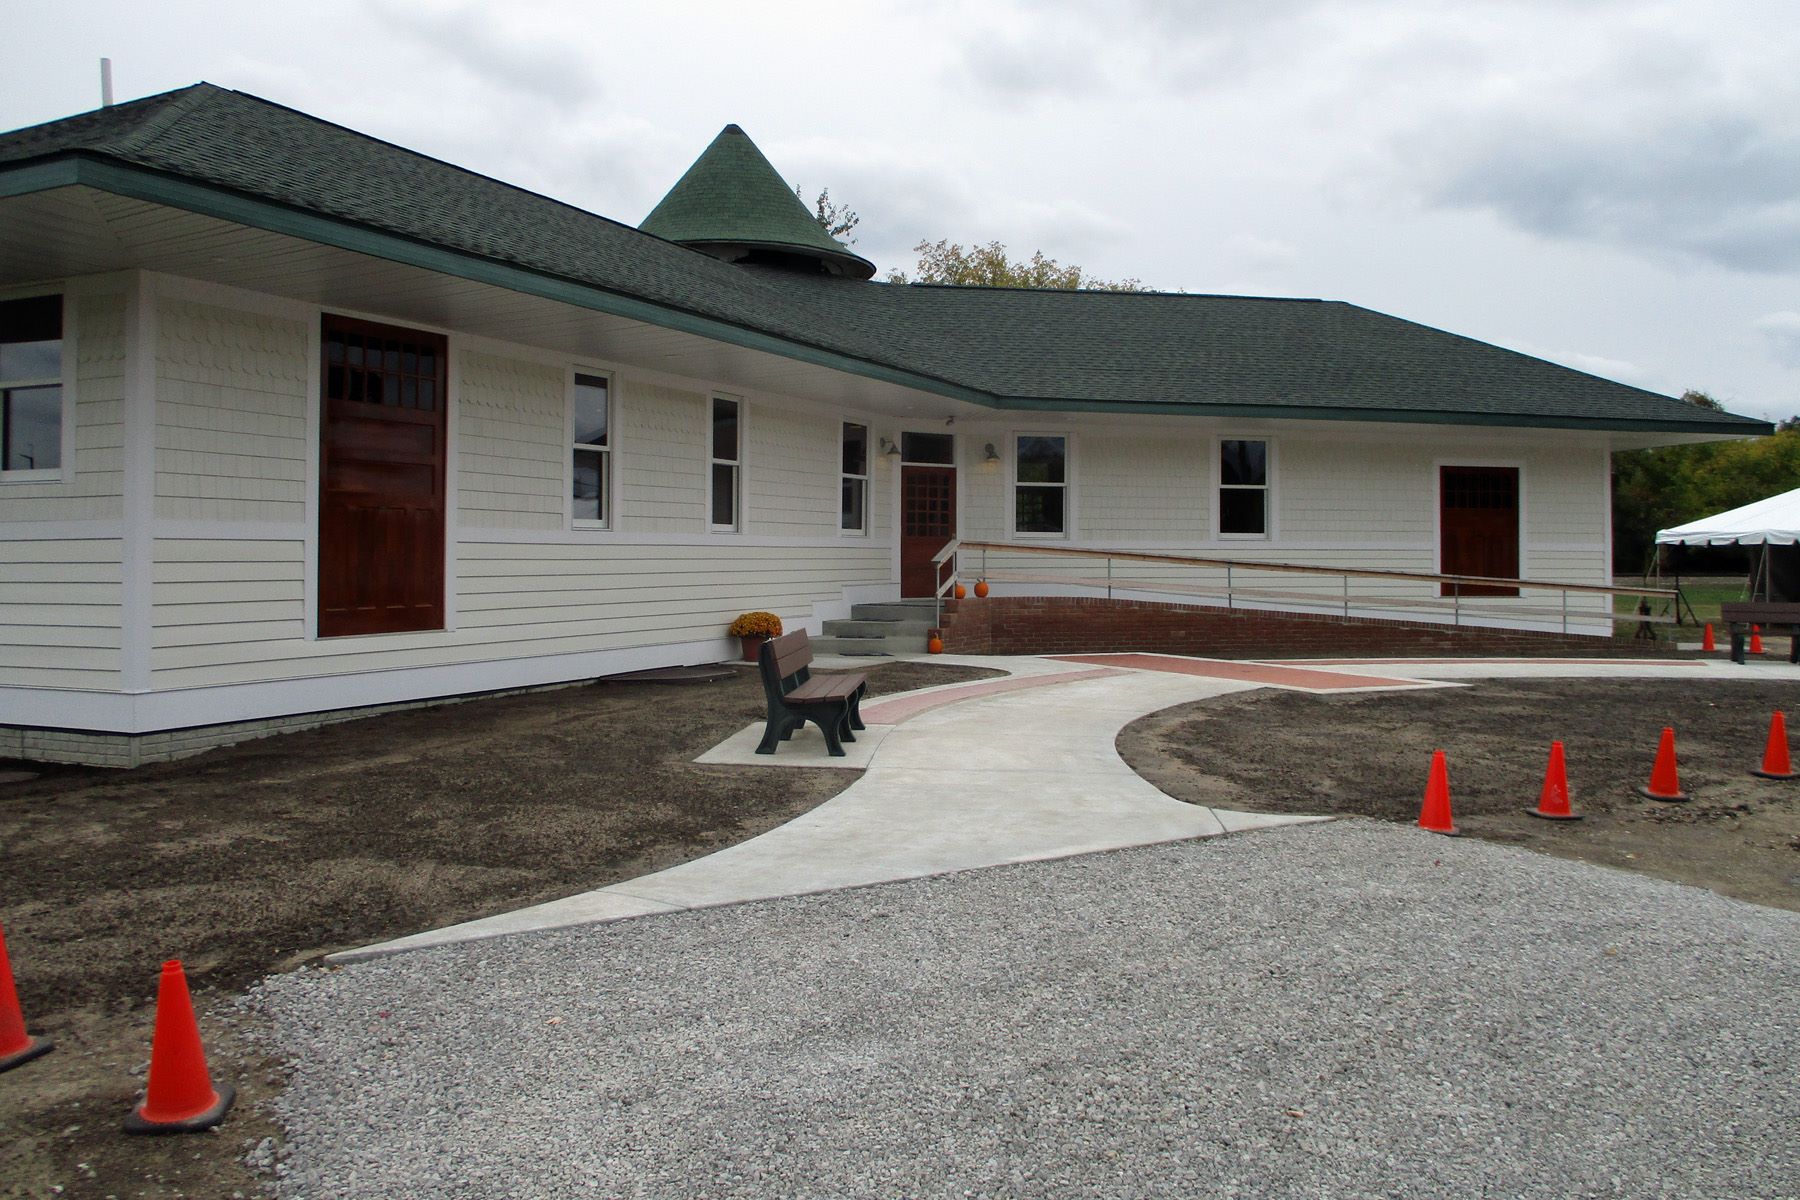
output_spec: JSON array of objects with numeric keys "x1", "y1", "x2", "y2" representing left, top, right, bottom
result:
[{"x1": 815, "y1": 600, "x2": 944, "y2": 656}]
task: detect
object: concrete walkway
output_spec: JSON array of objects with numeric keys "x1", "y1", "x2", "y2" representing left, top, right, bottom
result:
[{"x1": 333, "y1": 651, "x2": 1800, "y2": 962}]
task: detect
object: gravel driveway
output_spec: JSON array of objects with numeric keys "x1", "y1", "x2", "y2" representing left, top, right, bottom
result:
[{"x1": 253, "y1": 820, "x2": 1800, "y2": 1198}]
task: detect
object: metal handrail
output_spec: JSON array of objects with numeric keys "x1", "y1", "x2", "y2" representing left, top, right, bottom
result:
[
  {"x1": 960, "y1": 540, "x2": 1683, "y2": 635},
  {"x1": 931, "y1": 538, "x2": 961, "y2": 629}
]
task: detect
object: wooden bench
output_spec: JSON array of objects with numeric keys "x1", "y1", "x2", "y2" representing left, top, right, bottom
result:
[
  {"x1": 1720, "y1": 601, "x2": 1800, "y2": 664},
  {"x1": 755, "y1": 630, "x2": 867, "y2": 756}
]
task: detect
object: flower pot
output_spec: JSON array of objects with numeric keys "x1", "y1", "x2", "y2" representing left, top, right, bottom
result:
[{"x1": 740, "y1": 634, "x2": 769, "y2": 663}]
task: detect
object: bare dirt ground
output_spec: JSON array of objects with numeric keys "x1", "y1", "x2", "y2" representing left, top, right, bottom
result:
[
  {"x1": 1122, "y1": 677, "x2": 1800, "y2": 913},
  {"x1": 0, "y1": 659, "x2": 998, "y2": 1200}
]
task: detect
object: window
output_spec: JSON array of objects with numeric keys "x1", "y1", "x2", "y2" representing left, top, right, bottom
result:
[
  {"x1": 901, "y1": 432, "x2": 954, "y2": 465},
  {"x1": 710, "y1": 396, "x2": 740, "y2": 530},
  {"x1": 1219, "y1": 438, "x2": 1268, "y2": 536},
  {"x1": 1015, "y1": 434, "x2": 1067, "y2": 535},
  {"x1": 1, "y1": 294, "x2": 62, "y2": 475},
  {"x1": 570, "y1": 372, "x2": 611, "y2": 526},
  {"x1": 841, "y1": 421, "x2": 868, "y2": 533}
]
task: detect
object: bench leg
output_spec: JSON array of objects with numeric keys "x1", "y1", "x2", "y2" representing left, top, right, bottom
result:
[
  {"x1": 1790, "y1": 635, "x2": 1798, "y2": 665},
  {"x1": 846, "y1": 686, "x2": 865, "y2": 731},
  {"x1": 756, "y1": 712, "x2": 798, "y2": 755},
  {"x1": 813, "y1": 712, "x2": 846, "y2": 757},
  {"x1": 1731, "y1": 630, "x2": 1747, "y2": 665}
]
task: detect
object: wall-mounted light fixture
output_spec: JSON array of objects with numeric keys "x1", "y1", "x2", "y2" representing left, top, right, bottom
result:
[
  {"x1": 982, "y1": 442, "x2": 1001, "y2": 465},
  {"x1": 879, "y1": 437, "x2": 902, "y2": 459}
]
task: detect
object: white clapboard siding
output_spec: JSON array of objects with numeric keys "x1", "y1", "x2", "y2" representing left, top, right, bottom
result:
[
  {"x1": 4, "y1": 291, "x2": 128, "y2": 522},
  {"x1": 746, "y1": 404, "x2": 837, "y2": 534},
  {"x1": 617, "y1": 381, "x2": 706, "y2": 532},
  {"x1": 0, "y1": 538, "x2": 123, "y2": 687},
  {"x1": 148, "y1": 536, "x2": 889, "y2": 686},
  {"x1": 154, "y1": 298, "x2": 308, "y2": 524},
  {"x1": 458, "y1": 350, "x2": 563, "y2": 531}
]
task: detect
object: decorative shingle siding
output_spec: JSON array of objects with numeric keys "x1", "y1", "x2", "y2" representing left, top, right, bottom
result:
[
  {"x1": 153, "y1": 298, "x2": 307, "y2": 523},
  {"x1": 457, "y1": 351, "x2": 563, "y2": 532},
  {"x1": 618, "y1": 382, "x2": 706, "y2": 533},
  {"x1": 745, "y1": 403, "x2": 836, "y2": 535}
]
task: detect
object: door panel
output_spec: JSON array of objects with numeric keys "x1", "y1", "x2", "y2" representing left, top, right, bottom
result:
[
  {"x1": 901, "y1": 465, "x2": 956, "y2": 599},
  {"x1": 1440, "y1": 466, "x2": 1519, "y2": 598},
  {"x1": 319, "y1": 314, "x2": 447, "y2": 637}
]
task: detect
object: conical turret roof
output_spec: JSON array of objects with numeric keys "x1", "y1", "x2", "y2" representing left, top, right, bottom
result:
[{"x1": 641, "y1": 124, "x2": 875, "y2": 279}]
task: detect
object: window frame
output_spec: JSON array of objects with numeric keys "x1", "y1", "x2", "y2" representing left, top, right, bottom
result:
[
  {"x1": 707, "y1": 393, "x2": 743, "y2": 533},
  {"x1": 0, "y1": 291, "x2": 68, "y2": 484},
  {"x1": 840, "y1": 419, "x2": 870, "y2": 536},
  {"x1": 1011, "y1": 431, "x2": 1071, "y2": 539},
  {"x1": 1215, "y1": 435, "x2": 1273, "y2": 540},
  {"x1": 566, "y1": 366, "x2": 615, "y2": 530}
]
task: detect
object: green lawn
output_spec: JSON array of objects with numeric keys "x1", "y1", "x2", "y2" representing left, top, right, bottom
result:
[{"x1": 1612, "y1": 576, "x2": 1747, "y2": 629}]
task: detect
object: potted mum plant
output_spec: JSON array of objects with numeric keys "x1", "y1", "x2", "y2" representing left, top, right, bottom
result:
[{"x1": 727, "y1": 611, "x2": 783, "y2": 662}]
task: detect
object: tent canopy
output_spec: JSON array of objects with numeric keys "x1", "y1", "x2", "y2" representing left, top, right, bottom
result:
[{"x1": 1656, "y1": 487, "x2": 1800, "y2": 546}]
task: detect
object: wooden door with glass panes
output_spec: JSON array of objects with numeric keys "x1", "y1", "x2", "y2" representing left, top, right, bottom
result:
[
  {"x1": 901, "y1": 465, "x2": 956, "y2": 598},
  {"x1": 318, "y1": 314, "x2": 447, "y2": 636},
  {"x1": 1439, "y1": 466, "x2": 1519, "y2": 597}
]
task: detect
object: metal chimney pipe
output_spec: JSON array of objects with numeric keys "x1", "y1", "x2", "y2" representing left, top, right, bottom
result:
[{"x1": 101, "y1": 58, "x2": 113, "y2": 107}]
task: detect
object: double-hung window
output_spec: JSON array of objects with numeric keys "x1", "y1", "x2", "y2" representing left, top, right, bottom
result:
[
  {"x1": 840, "y1": 421, "x2": 868, "y2": 534},
  {"x1": 710, "y1": 396, "x2": 741, "y2": 531},
  {"x1": 1218, "y1": 438, "x2": 1269, "y2": 536},
  {"x1": 1014, "y1": 433, "x2": 1067, "y2": 535},
  {"x1": 570, "y1": 371, "x2": 611, "y2": 527},
  {"x1": 1, "y1": 295, "x2": 63, "y2": 477}
]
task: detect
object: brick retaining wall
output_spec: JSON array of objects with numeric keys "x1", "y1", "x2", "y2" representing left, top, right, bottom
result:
[{"x1": 938, "y1": 596, "x2": 1649, "y2": 658}]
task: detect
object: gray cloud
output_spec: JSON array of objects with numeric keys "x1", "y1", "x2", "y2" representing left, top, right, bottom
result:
[
  {"x1": 1755, "y1": 311, "x2": 1800, "y2": 368},
  {"x1": 370, "y1": 1, "x2": 601, "y2": 110}
]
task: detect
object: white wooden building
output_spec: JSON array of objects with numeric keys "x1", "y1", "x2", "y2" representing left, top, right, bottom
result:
[{"x1": 0, "y1": 86, "x2": 1768, "y2": 763}]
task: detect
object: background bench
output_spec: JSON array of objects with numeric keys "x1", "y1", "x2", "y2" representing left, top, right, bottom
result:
[
  {"x1": 1720, "y1": 601, "x2": 1800, "y2": 664},
  {"x1": 756, "y1": 631, "x2": 867, "y2": 756}
]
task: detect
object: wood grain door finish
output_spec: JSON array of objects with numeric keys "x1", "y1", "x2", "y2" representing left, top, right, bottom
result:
[{"x1": 318, "y1": 314, "x2": 447, "y2": 637}]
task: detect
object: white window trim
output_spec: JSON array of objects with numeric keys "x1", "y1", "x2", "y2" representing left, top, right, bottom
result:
[
  {"x1": 1010, "y1": 430, "x2": 1072, "y2": 539},
  {"x1": 707, "y1": 393, "x2": 743, "y2": 534},
  {"x1": 0, "y1": 288, "x2": 74, "y2": 485},
  {"x1": 840, "y1": 419, "x2": 870, "y2": 536},
  {"x1": 566, "y1": 365, "x2": 616, "y2": 531},
  {"x1": 1214, "y1": 435, "x2": 1274, "y2": 541}
]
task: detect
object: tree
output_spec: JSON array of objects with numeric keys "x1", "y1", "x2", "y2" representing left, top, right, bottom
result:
[
  {"x1": 798, "y1": 187, "x2": 859, "y2": 244},
  {"x1": 886, "y1": 239, "x2": 1148, "y2": 291},
  {"x1": 1611, "y1": 390, "x2": 1800, "y2": 572}
]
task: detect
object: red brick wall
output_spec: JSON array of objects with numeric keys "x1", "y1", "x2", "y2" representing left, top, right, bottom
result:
[{"x1": 937, "y1": 596, "x2": 1647, "y2": 658}]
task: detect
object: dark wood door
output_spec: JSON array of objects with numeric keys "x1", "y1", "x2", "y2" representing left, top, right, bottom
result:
[
  {"x1": 1440, "y1": 466, "x2": 1519, "y2": 597},
  {"x1": 319, "y1": 314, "x2": 447, "y2": 636},
  {"x1": 901, "y1": 465, "x2": 956, "y2": 598}
]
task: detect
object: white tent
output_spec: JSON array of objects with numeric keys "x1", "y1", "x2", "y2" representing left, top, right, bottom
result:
[{"x1": 1656, "y1": 486, "x2": 1800, "y2": 546}]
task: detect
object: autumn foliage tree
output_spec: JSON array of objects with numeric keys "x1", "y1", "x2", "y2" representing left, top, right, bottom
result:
[{"x1": 886, "y1": 240, "x2": 1147, "y2": 291}]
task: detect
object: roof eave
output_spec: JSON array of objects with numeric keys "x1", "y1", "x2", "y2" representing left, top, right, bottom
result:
[{"x1": 0, "y1": 151, "x2": 990, "y2": 406}]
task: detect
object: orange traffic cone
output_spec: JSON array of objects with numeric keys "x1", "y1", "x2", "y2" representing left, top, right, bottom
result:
[
  {"x1": 123, "y1": 960, "x2": 234, "y2": 1134},
  {"x1": 1419, "y1": 750, "x2": 1459, "y2": 835},
  {"x1": 0, "y1": 921, "x2": 53, "y2": 1073},
  {"x1": 1702, "y1": 623, "x2": 1716, "y2": 652},
  {"x1": 1637, "y1": 726, "x2": 1690, "y2": 802},
  {"x1": 1752, "y1": 710, "x2": 1796, "y2": 781},
  {"x1": 1527, "y1": 740, "x2": 1581, "y2": 820},
  {"x1": 1751, "y1": 625, "x2": 1765, "y2": 655}
]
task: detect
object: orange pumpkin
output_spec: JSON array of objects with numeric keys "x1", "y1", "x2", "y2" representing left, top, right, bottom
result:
[
  {"x1": 927, "y1": 634, "x2": 945, "y2": 654},
  {"x1": 953, "y1": 583, "x2": 967, "y2": 600},
  {"x1": 974, "y1": 579, "x2": 990, "y2": 598}
]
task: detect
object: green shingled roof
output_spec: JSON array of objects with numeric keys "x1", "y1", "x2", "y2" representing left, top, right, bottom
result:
[
  {"x1": 0, "y1": 84, "x2": 1772, "y2": 437},
  {"x1": 640, "y1": 124, "x2": 875, "y2": 279}
]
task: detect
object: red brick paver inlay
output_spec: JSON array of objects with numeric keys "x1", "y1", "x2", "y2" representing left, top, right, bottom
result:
[
  {"x1": 861, "y1": 667, "x2": 1131, "y2": 725},
  {"x1": 1049, "y1": 654, "x2": 1428, "y2": 692}
]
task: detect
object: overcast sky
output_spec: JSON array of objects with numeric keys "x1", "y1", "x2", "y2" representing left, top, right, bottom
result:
[{"x1": 8, "y1": 0, "x2": 1798, "y2": 421}]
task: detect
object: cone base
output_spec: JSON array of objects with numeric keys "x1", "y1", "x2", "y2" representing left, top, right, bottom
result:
[
  {"x1": 0, "y1": 1035, "x2": 53, "y2": 1073},
  {"x1": 123, "y1": 1082, "x2": 235, "y2": 1135},
  {"x1": 1420, "y1": 824, "x2": 1460, "y2": 836},
  {"x1": 1526, "y1": 807, "x2": 1583, "y2": 821},
  {"x1": 1751, "y1": 768, "x2": 1797, "y2": 781},
  {"x1": 1636, "y1": 785, "x2": 1690, "y2": 803}
]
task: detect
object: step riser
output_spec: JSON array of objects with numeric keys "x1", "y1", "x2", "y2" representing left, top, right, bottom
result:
[
  {"x1": 811, "y1": 635, "x2": 929, "y2": 656},
  {"x1": 851, "y1": 603, "x2": 943, "y2": 621},
  {"x1": 823, "y1": 619, "x2": 937, "y2": 638}
]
